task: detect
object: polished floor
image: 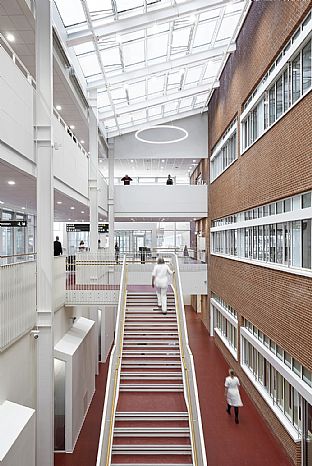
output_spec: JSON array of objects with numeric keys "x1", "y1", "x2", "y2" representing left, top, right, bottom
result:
[{"x1": 55, "y1": 306, "x2": 292, "y2": 466}]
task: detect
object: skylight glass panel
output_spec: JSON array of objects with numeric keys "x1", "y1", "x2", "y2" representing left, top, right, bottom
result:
[
  {"x1": 185, "y1": 66, "x2": 203, "y2": 84},
  {"x1": 179, "y1": 97, "x2": 194, "y2": 108},
  {"x1": 78, "y1": 54, "x2": 101, "y2": 77},
  {"x1": 164, "y1": 101, "x2": 178, "y2": 113},
  {"x1": 147, "y1": 22, "x2": 170, "y2": 36},
  {"x1": 120, "y1": 31, "x2": 145, "y2": 43},
  {"x1": 147, "y1": 35, "x2": 168, "y2": 60},
  {"x1": 203, "y1": 59, "x2": 222, "y2": 80},
  {"x1": 167, "y1": 70, "x2": 183, "y2": 90},
  {"x1": 217, "y1": 15, "x2": 240, "y2": 41},
  {"x1": 87, "y1": 0, "x2": 113, "y2": 16},
  {"x1": 118, "y1": 114, "x2": 132, "y2": 125},
  {"x1": 74, "y1": 43, "x2": 95, "y2": 56},
  {"x1": 148, "y1": 106, "x2": 162, "y2": 117},
  {"x1": 55, "y1": 0, "x2": 86, "y2": 27},
  {"x1": 111, "y1": 88, "x2": 127, "y2": 104},
  {"x1": 193, "y1": 21, "x2": 216, "y2": 48},
  {"x1": 199, "y1": 8, "x2": 220, "y2": 21},
  {"x1": 132, "y1": 109, "x2": 147, "y2": 121},
  {"x1": 128, "y1": 81, "x2": 146, "y2": 101},
  {"x1": 116, "y1": 0, "x2": 143, "y2": 13},
  {"x1": 225, "y1": 2, "x2": 245, "y2": 15},
  {"x1": 104, "y1": 118, "x2": 116, "y2": 128},
  {"x1": 123, "y1": 41, "x2": 145, "y2": 67},
  {"x1": 148, "y1": 76, "x2": 165, "y2": 95},
  {"x1": 195, "y1": 93, "x2": 208, "y2": 105},
  {"x1": 171, "y1": 27, "x2": 191, "y2": 50},
  {"x1": 100, "y1": 47, "x2": 122, "y2": 69},
  {"x1": 98, "y1": 92, "x2": 110, "y2": 108}
]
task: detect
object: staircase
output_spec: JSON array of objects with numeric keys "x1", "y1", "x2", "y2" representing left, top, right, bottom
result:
[{"x1": 111, "y1": 290, "x2": 193, "y2": 465}]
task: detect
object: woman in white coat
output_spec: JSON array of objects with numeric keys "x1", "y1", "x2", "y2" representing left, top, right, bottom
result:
[
  {"x1": 225, "y1": 368, "x2": 243, "y2": 424},
  {"x1": 152, "y1": 257, "x2": 174, "y2": 314}
]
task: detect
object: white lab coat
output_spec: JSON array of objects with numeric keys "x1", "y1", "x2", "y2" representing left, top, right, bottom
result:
[{"x1": 225, "y1": 376, "x2": 243, "y2": 407}]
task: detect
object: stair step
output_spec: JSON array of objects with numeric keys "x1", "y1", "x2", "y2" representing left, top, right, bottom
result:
[
  {"x1": 112, "y1": 445, "x2": 192, "y2": 453},
  {"x1": 115, "y1": 412, "x2": 189, "y2": 421},
  {"x1": 121, "y1": 372, "x2": 182, "y2": 379},
  {"x1": 120, "y1": 384, "x2": 184, "y2": 392},
  {"x1": 114, "y1": 427, "x2": 189, "y2": 437}
]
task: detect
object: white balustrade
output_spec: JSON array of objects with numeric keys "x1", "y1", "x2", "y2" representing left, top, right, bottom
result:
[
  {"x1": 0, "y1": 260, "x2": 36, "y2": 351},
  {"x1": 53, "y1": 256, "x2": 66, "y2": 311}
]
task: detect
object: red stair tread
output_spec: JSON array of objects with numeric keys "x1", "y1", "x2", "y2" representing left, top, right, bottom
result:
[
  {"x1": 117, "y1": 391, "x2": 187, "y2": 412},
  {"x1": 113, "y1": 437, "x2": 191, "y2": 445},
  {"x1": 111, "y1": 454, "x2": 192, "y2": 464}
]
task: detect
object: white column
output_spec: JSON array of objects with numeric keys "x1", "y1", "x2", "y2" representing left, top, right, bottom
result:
[
  {"x1": 89, "y1": 307, "x2": 99, "y2": 375},
  {"x1": 108, "y1": 143, "x2": 115, "y2": 255},
  {"x1": 35, "y1": 1, "x2": 54, "y2": 465},
  {"x1": 88, "y1": 90, "x2": 98, "y2": 253}
]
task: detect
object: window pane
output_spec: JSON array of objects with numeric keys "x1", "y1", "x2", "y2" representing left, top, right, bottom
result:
[
  {"x1": 284, "y1": 67, "x2": 290, "y2": 111},
  {"x1": 302, "y1": 40, "x2": 311, "y2": 92},
  {"x1": 269, "y1": 86, "x2": 276, "y2": 125},
  {"x1": 276, "y1": 76, "x2": 283, "y2": 118},
  {"x1": 302, "y1": 192, "x2": 311, "y2": 208},
  {"x1": 302, "y1": 219, "x2": 311, "y2": 269},
  {"x1": 292, "y1": 53, "x2": 301, "y2": 103}
]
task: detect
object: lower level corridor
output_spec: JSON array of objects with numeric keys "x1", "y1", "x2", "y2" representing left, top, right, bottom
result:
[{"x1": 55, "y1": 302, "x2": 292, "y2": 466}]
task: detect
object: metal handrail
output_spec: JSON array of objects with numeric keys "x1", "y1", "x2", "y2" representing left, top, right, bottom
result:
[
  {"x1": 96, "y1": 256, "x2": 128, "y2": 466},
  {"x1": 171, "y1": 253, "x2": 207, "y2": 466},
  {"x1": 0, "y1": 253, "x2": 37, "y2": 258}
]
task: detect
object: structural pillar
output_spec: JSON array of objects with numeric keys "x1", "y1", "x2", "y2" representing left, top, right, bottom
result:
[
  {"x1": 108, "y1": 142, "x2": 115, "y2": 255},
  {"x1": 35, "y1": 1, "x2": 54, "y2": 465},
  {"x1": 88, "y1": 90, "x2": 98, "y2": 253}
]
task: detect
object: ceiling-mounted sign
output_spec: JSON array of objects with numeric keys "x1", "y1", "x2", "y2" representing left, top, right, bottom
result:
[
  {"x1": 0, "y1": 220, "x2": 27, "y2": 227},
  {"x1": 66, "y1": 223, "x2": 109, "y2": 233}
]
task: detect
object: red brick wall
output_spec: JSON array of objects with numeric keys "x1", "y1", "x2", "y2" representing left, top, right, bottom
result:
[{"x1": 206, "y1": 3, "x2": 312, "y2": 465}]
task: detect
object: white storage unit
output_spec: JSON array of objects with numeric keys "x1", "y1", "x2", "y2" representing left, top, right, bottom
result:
[{"x1": 54, "y1": 317, "x2": 96, "y2": 452}]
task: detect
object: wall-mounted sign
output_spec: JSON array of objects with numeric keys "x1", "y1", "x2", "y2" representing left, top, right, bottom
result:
[
  {"x1": 66, "y1": 223, "x2": 108, "y2": 233},
  {"x1": 0, "y1": 220, "x2": 27, "y2": 227}
]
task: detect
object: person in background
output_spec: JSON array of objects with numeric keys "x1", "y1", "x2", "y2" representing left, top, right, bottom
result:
[
  {"x1": 225, "y1": 368, "x2": 243, "y2": 424},
  {"x1": 115, "y1": 241, "x2": 120, "y2": 263},
  {"x1": 79, "y1": 240, "x2": 85, "y2": 252},
  {"x1": 166, "y1": 174, "x2": 173, "y2": 185},
  {"x1": 54, "y1": 236, "x2": 63, "y2": 256},
  {"x1": 121, "y1": 174, "x2": 133, "y2": 185},
  {"x1": 152, "y1": 257, "x2": 174, "y2": 315},
  {"x1": 98, "y1": 239, "x2": 101, "y2": 249}
]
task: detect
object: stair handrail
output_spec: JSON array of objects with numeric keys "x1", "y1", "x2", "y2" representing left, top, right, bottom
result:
[
  {"x1": 96, "y1": 255, "x2": 127, "y2": 466},
  {"x1": 171, "y1": 253, "x2": 207, "y2": 466}
]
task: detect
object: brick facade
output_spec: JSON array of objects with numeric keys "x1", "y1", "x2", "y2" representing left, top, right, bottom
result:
[{"x1": 205, "y1": 2, "x2": 312, "y2": 465}]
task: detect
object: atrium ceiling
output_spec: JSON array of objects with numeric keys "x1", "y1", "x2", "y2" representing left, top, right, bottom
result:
[{"x1": 54, "y1": 0, "x2": 250, "y2": 138}]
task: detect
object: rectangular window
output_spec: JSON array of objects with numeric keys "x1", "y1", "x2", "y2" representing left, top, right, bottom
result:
[
  {"x1": 276, "y1": 76, "x2": 283, "y2": 118},
  {"x1": 302, "y1": 219, "x2": 311, "y2": 269},
  {"x1": 292, "y1": 53, "x2": 301, "y2": 103},
  {"x1": 283, "y1": 67, "x2": 290, "y2": 111},
  {"x1": 302, "y1": 192, "x2": 311, "y2": 208},
  {"x1": 269, "y1": 85, "x2": 276, "y2": 125},
  {"x1": 302, "y1": 40, "x2": 311, "y2": 92}
]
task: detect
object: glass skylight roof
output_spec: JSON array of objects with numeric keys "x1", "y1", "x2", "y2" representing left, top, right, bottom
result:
[{"x1": 54, "y1": 0, "x2": 250, "y2": 137}]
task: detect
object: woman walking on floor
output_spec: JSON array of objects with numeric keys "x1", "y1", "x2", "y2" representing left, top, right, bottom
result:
[{"x1": 225, "y1": 368, "x2": 243, "y2": 424}]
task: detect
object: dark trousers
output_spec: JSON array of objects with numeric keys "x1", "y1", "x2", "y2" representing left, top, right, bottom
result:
[{"x1": 227, "y1": 404, "x2": 239, "y2": 419}]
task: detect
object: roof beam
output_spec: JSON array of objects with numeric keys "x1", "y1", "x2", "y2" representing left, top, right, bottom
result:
[
  {"x1": 99, "y1": 82, "x2": 218, "y2": 120},
  {"x1": 88, "y1": 43, "x2": 235, "y2": 90},
  {"x1": 107, "y1": 108, "x2": 206, "y2": 138},
  {"x1": 67, "y1": 0, "x2": 241, "y2": 46}
]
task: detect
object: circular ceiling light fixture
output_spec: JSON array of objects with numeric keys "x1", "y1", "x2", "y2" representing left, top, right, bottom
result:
[{"x1": 135, "y1": 125, "x2": 188, "y2": 144}]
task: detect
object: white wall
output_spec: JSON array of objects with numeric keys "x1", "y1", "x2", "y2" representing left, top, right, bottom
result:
[
  {"x1": 98, "y1": 173, "x2": 108, "y2": 213},
  {"x1": 53, "y1": 116, "x2": 89, "y2": 199},
  {"x1": 0, "y1": 334, "x2": 36, "y2": 409},
  {"x1": 0, "y1": 47, "x2": 34, "y2": 163},
  {"x1": 113, "y1": 114, "x2": 208, "y2": 159},
  {"x1": 115, "y1": 185, "x2": 208, "y2": 218}
]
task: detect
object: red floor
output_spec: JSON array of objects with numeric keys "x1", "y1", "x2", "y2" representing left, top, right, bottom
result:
[
  {"x1": 185, "y1": 306, "x2": 292, "y2": 466},
  {"x1": 54, "y1": 306, "x2": 292, "y2": 466}
]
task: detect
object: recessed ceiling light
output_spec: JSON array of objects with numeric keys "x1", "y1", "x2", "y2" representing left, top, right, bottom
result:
[
  {"x1": 193, "y1": 159, "x2": 197, "y2": 162},
  {"x1": 81, "y1": 211, "x2": 84, "y2": 214},
  {"x1": 189, "y1": 166, "x2": 192, "y2": 169},
  {"x1": 70, "y1": 125, "x2": 75, "y2": 130},
  {"x1": 70, "y1": 206, "x2": 75, "y2": 210},
  {"x1": 21, "y1": 207, "x2": 26, "y2": 210},
  {"x1": 68, "y1": 218, "x2": 71, "y2": 221},
  {"x1": 130, "y1": 159, "x2": 134, "y2": 163},
  {"x1": 57, "y1": 201, "x2": 62, "y2": 205},
  {"x1": 161, "y1": 159, "x2": 165, "y2": 162},
  {"x1": 99, "y1": 159, "x2": 103, "y2": 163},
  {"x1": 6, "y1": 33, "x2": 15, "y2": 42},
  {"x1": 56, "y1": 105, "x2": 62, "y2": 111},
  {"x1": 161, "y1": 166, "x2": 164, "y2": 169},
  {"x1": 8, "y1": 180, "x2": 15, "y2": 185},
  {"x1": 80, "y1": 140, "x2": 85, "y2": 144},
  {"x1": 0, "y1": 201, "x2": 4, "y2": 204}
]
